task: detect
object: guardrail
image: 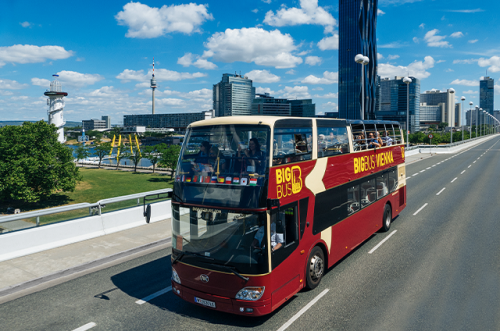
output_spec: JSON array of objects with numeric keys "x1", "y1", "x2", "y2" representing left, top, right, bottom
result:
[
  {"x1": 405, "y1": 134, "x2": 496, "y2": 151},
  {"x1": 0, "y1": 188, "x2": 172, "y2": 233}
]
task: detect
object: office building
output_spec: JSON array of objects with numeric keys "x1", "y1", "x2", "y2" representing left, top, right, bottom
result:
[
  {"x1": 252, "y1": 94, "x2": 291, "y2": 116},
  {"x1": 377, "y1": 76, "x2": 420, "y2": 132},
  {"x1": 480, "y1": 76, "x2": 494, "y2": 115},
  {"x1": 213, "y1": 74, "x2": 255, "y2": 117},
  {"x1": 455, "y1": 103, "x2": 462, "y2": 127},
  {"x1": 420, "y1": 104, "x2": 443, "y2": 125},
  {"x1": 339, "y1": 0, "x2": 378, "y2": 120},
  {"x1": 101, "y1": 116, "x2": 111, "y2": 129},
  {"x1": 124, "y1": 110, "x2": 213, "y2": 131},
  {"x1": 290, "y1": 99, "x2": 316, "y2": 117},
  {"x1": 420, "y1": 89, "x2": 456, "y2": 126},
  {"x1": 82, "y1": 119, "x2": 108, "y2": 131}
]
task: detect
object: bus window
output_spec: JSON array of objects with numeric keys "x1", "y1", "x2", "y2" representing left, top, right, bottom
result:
[
  {"x1": 273, "y1": 128, "x2": 312, "y2": 166},
  {"x1": 347, "y1": 184, "x2": 360, "y2": 215},
  {"x1": 376, "y1": 172, "x2": 389, "y2": 199},
  {"x1": 351, "y1": 123, "x2": 366, "y2": 151},
  {"x1": 364, "y1": 124, "x2": 381, "y2": 149},
  {"x1": 388, "y1": 168, "x2": 398, "y2": 192},
  {"x1": 317, "y1": 126, "x2": 350, "y2": 158},
  {"x1": 361, "y1": 178, "x2": 376, "y2": 207},
  {"x1": 272, "y1": 203, "x2": 299, "y2": 268},
  {"x1": 392, "y1": 124, "x2": 403, "y2": 144}
]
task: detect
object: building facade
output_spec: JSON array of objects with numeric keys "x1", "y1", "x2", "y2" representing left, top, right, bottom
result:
[
  {"x1": 82, "y1": 119, "x2": 107, "y2": 131},
  {"x1": 480, "y1": 76, "x2": 494, "y2": 115},
  {"x1": 101, "y1": 116, "x2": 111, "y2": 129},
  {"x1": 339, "y1": 0, "x2": 378, "y2": 120},
  {"x1": 420, "y1": 89, "x2": 456, "y2": 126},
  {"x1": 213, "y1": 74, "x2": 255, "y2": 117},
  {"x1": 123, "y1": 110, "x2": 212, "y2": 131},
  {"x1": 252, "y1": 94, "x2": 291, "y2": 116},
  {"x1": 290, "y1": 99, "x2": 316, "y2": 117},
  {"x1": 377, "y1": 76, "x2": 420, "y2": 132}
]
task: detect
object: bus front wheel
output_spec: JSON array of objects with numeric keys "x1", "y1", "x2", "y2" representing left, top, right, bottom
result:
[
  {"x1": 306, "y1": 246, "x2": 324, "y2": 290},
  {"x1": 381, "y1": 204, "x2": 392, "y2": 232}
]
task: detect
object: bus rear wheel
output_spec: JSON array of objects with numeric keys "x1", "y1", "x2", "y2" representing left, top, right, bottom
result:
[
  {"x1": 306, "y1": 246, "x2": 324, "y2": 290},
  {"x1": 381, "y1": 204, "x2": 392, "y2": 232}
]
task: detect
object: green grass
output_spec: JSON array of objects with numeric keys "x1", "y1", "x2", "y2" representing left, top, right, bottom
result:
[{"x1": 3, "y1": 168, "x2": 174, "y2": 226}]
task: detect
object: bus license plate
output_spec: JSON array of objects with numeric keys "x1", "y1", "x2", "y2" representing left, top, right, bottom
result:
[{"x1": 194, "y1": 297, "x2": 216, "y2": 308}]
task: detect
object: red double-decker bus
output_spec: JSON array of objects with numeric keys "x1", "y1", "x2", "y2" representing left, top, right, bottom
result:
[{"x1": 170, "y1": 117, "x2": 406, "y2": 316}]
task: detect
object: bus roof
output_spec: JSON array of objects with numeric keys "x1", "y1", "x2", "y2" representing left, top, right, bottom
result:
[{"x1": 189, "y1": 116, "x2": 355, "y2": 128}]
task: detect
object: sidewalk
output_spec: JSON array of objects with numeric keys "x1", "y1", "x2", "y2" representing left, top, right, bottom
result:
[{"x1": 0, "y1": 218, "x2": 171, "y2": 296}]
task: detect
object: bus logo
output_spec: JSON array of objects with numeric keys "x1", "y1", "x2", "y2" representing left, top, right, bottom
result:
[
  {"x1": 276, "y1": 165, "x2": 302, "y2": 199},
  {"x1": 200, "y1": 274, "x2": 209, "y2": 283}
]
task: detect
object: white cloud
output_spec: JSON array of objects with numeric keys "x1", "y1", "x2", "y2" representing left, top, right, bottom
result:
[
  {"x1": 286, "y1": 69, "x2": 296, "y2": 75},
  {"x1": 177, "y1": 53, "x2": 194, "y2": 67},
  {"x1": 468, "y1": 39, "x2": 478, "y2": 44},
  {"x1": 155, "y1": 98, "x2": 185, "y2": 106},
  {"x1": 263, "y1": 0, "x2": 336, "y2": 33},
  {"x1": 117, "y1": 68, "x2": 206, "y2": 83},
  {"x1": 31, "y1": 78, "x2": 51, "y2": 87},
  {"x1": 453, "y1": 59, "x2": 477, "y2": 64},
  {"x1": 387, "y1": 54, "x2": 400, "y2": 60},
  {"x1": 378, "y1": 9, "x2": 386, "y2": 15},
  {"x1": 204, "y1": 28, "x2": 303, "y2": 68},
  {"x1": 463, "y1": 90, "x2": 478, "y2": 94},
  {"x1": 379, "y1": 42, "x2": 405, "y2": 49},
  {"x1": 245, "y1": 70, "x2": 280, "y2": 83},
  {"x1": 424, "y1": 29, "x2": 452, "y2": 48},
  {"x1": 256, "y1": 87, "x2": 275, "y2": 95},
  {"x1": 320, "y1": 102, "x2": 338, "y2": 111},
  {"x1": 10, "y1": 96, "x2": 29, "y2": 101},
  {"x1": 0, "y1": 90, "x2": 13, "y2": 96},
  {"x1": 193, "y1": 58, "x2": 217, "y2": 70},
  {"x1": 450, "y1": 31, "x2": 464, "y2": 38},
  {"x1": 446, "y1": 68, "x2": 454, "y2": 72},
  {"x1": 177, "y1": 53, "x2": 217, "y2": 69},
  {"x1": 450, "y1": 79, "x2": 478, "y2": 86},
  {"x1": 88, "y1": 86, "x2": 125, "y2": 97},
  {"x1": 301, "y1": 71, "x2": 338, "y2": 84},
  {"x1": 314, "y1": 92, "x2": 338, "y2": 99},
  {"x1": 312, "y1": 87, "x2": 323, "y2": 91},
  {"x1": 252, "y1": 9, "x2": 258, "y2": 13},
  {"x1": 447, "y1": 9, "x2": 484, "y2": 13},
  {"x1": 116, "y1": 69, "x2": 147, "y2": 82},
  {"x1": 419, "y1": 23, "x2": 425, "y2": 29},
  {"x1": 262, "y1": 0, "x2": 272, "y2": 3},
  {"x1": 317, "y1": 34, "x2": 339, "y2": 51},
  {"x1": 115, "y1": 2, "x2": 213, "y2": 39},
  {"x1": 378, "y1": 56, "x2": 435, "y2": 79},
  {"x1": 477, "y1": 56, "x2": 500, "y2": 72},
  {"x1": 413, "y1": 37, "x2": 419, "y2": 43},
  {"x1": 20, "y1": 22, "x2": 31, "y2": 28},
  {"x1": 0, "y1": 79, "x2": 29, "y2": 90},
  {"x1": 0, "y1": 44, "x2": 74, "y2": 67},
  {"x1": 277, "y1": 86, "x2": 310, "y2": 99},
  {"x1": 55, "y1": 70, "x2": 104, "y2": 88},
  {"x1": 305, "y1": 56, "x2": 322, "y2": 66},
  {"x1": 378, "y1": 53, "x2": 384, "y2": 60}
]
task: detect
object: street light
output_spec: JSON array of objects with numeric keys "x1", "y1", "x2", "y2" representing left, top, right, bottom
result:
[
  {"x1": 461, "y1": 96, "x2": 465, "y2": 142},
  {"x1": 355, "y1": 54, "x2": 369, "y2": 120},
  {"x1": 469, "y1": 101, "x2": 473, "y2": 140},
  {"x1": 482, "y1": 110, "x2": 486, "y2": 136},
  {"x1": 449, "y1": 88, "x2": 455, "y2": 144},
  {"x1": 475, "y1": 106, "x2": 479, "y2": 138},
  {"x1": 403, "y1": 77, "x2": 412, "y2": 148}
]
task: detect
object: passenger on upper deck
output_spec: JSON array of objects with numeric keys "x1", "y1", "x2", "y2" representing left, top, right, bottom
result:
[
  {"x1": 381, "y1": 131, "x2": 393, "y2": 146},
  {"x1": 209, "y1": 146, "x2": 225, "y2": 172},
  {"x1": 238, "y1": 138, "x2": 264, "y2": 173},
  {"x1": 367, "y1": 132, "x2": 381, "y2": 148}
]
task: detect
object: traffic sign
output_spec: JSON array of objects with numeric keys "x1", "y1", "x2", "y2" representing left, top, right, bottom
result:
[{"x1": 428, "y1": 134, "x2": 434, "y2": 139}]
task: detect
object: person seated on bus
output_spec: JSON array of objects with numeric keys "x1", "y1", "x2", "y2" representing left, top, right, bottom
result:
[
  {"x1": 381, "y1": 131, "x2": 393, "y2": 146},
  {"x1": 252, "y1": 220, "x2": 284, "y2": 252},
  {"x1": 367, "y1": 132, "x2": 381, "y2": 148},
  {"x1": 375, "y1": 132, "x2": 384, "y2": 146},
  {"x1": 238, "y1": 138, "x2": 264, "y2": 173},
  {"x1": 209, "y1": 146, "x2": 225, "y2": 173},
  {"x1": 195, "y1": 141, "x2": 211, "y2": 164}
]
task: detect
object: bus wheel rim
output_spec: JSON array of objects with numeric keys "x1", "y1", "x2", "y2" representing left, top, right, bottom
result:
[
  {"x1": 385, "y1": 209, "x2": 391, "y2": 227},
  {"x1": 310, "y1": 255, "x2": 324, "y2": 281}
]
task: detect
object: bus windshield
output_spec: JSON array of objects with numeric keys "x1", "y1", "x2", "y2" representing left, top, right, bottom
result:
[
  {"x1": 174, "y1": 124, "x2": 271, "y2": 209},
  {"x1": 172, "y1": 205, "x2": 269, "y2": 275}
]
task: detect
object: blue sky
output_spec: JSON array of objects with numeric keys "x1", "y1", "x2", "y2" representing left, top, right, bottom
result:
[{"x1": 1, "y1": 0, "x2": 499, "y2": 123}]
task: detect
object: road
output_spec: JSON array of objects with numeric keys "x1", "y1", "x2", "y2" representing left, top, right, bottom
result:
[{"x1": 1, "y1": 137, "x2": 500, "y2": 331}]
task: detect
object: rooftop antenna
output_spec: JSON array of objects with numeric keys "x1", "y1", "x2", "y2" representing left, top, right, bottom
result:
[{"x1": 150, "y1": 57, "x2": 157, "y2": 114}]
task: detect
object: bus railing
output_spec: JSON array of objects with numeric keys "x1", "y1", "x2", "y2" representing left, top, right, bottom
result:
[{"x1": 0, "y1": 188, "x2": 172, "y2": 234}]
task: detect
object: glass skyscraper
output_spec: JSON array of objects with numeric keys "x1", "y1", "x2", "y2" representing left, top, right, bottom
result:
[
  {"x1": 480, "y1": 76, "x2": 494, "y2": 115},
  {"x1": 213, "y1": 74, "x2": 255, "y2": 117},
  {"x1": 339, "y1": 0, "x2": 378, "y2": 120}
]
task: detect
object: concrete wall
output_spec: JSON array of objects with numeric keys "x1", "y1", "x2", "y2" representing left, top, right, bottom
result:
[{"x1": 0, "y1": 200, "x2": 171, "y2": 263}]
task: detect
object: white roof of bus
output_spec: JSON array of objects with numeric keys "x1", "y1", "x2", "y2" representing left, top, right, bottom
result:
[{"x1": 188, "y1": 116, "x2": 345, "y2": 128}]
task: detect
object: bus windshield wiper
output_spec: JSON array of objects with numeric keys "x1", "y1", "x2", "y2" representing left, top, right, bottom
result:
[
  {"x1": 207, "y1": 263, "x2": 249, "y2": 282},
  {"x1": 173, "y1": 250, "x2": 214, "y2": 265}
]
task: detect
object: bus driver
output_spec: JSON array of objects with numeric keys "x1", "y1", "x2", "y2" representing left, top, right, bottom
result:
[{"x1": 252, "y1": 220, "x2": 284, "y2": 252}]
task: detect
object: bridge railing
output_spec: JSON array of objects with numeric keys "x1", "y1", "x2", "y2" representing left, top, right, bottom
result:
[
  {"x1": 405, "y1": 134, "x2": 495, "y2": 152},
  {"x1": 0, "y1": 188, "x2": 172, "y2": 234}
]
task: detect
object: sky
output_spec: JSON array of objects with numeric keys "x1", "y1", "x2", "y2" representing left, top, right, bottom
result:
[{"x1": 1, "y1": 0, "x2": 500, "y2": 124}]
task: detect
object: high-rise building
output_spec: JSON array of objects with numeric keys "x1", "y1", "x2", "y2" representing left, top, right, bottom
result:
[
  {"x1": 377, "y1": 76, "x2": 420, "y2": 132},
  {"x1": 290, "y1": 99, "x2": 316, "y2": 117},
  {"x1": 251, "y1": 94, "x2": 316, "y2": 117},
  {"x1": 480, "y1": 76, "x2": 494, "y2": 115},
  {"x1": 124, "y1": 110, "x2": 213, "y2": 131},
  {"x1": 101, "y1": 116, "x2": 111, "y2": 129},
  {"x1": 420, "y1": 89, "x2": 456, "y2": 126},
  {"x1": 213, "y1": 74, "x2": 255, "y2": 117},
  {"x1": 339, "y1": 0, "x2": 378, "y2": 120}
]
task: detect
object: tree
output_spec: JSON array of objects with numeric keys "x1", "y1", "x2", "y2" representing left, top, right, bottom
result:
[
  {"x1": 93, "y1": 142, "x2": 112, "y2": 169},
  {"x1": 75, "y1": 145, "x2": 90, "y2": 167},
  {"x1": 122, "y1": 145, "x2": 143, "y2": 172},
  {"x1": 429, "y1": 124, "x2": 437, "y2": 131},
  {"x1": 438, "y1": 122, "x2": 448, "y2": 131},
  {"x1": 144, "y1": 143, "x2": 166, "y2": 173},
  {"x1": 0, "y1": 121, "x2": 81, "y2": 203},
  {"x1": 159, "y1": 144, "x2": 181, "y2": 178}
]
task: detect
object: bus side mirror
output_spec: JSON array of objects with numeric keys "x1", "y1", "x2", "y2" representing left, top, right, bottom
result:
[{"x1": 267, "y1": 199, "x2": 280, "y2": 209}]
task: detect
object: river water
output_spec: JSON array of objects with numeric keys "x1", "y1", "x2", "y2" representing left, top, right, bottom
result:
[{"x1": 68, "y1": 144, "x2": 153, "y2": 167}]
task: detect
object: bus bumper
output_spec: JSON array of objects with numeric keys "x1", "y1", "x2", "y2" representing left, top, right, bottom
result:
[{"x1": 171, "y1": 281, "x2": 272, "y2": 316}]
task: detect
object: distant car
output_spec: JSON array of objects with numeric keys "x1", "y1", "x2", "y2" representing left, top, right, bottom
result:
[{"x1": 6, "y1": 207, "x2": 21, "y2": 214}]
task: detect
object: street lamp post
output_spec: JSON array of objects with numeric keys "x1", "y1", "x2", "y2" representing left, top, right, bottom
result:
[
  {"x1": 482, "y1": 110, "x2": 486, "y2": 136},
  {"x1": 403, "y1": 77, "x2": 412, "y2": 149},
  {"x1": 469, "y1": 101, "x2": 473, "y2": 140},
  {"x1": 449, "y1": 88, "x2": 455, "y2": 144},
  {"x1": 355, "y1": 54, "x2": 369, "y2": 120},
  {"x1": 475, "y1": 106, "x2": 479, "y2": 138},
  {"x1": 461, "y1": 96, "x2": 465, "y2": 142}
]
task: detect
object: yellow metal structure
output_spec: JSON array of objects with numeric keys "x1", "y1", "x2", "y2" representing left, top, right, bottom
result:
[
  {"x1": 134, "y1": 134, "x2": 142, "y2": 157},
  {"x1": 116, "y1": 135, "x2": 122, "y2": 162}
]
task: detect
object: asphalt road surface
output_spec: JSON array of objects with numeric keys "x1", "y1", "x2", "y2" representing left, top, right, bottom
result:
[{"x1": 2, "y1": 137, "x2": 500, "y2": 331}]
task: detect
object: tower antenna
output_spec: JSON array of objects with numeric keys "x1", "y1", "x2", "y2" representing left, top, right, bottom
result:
[{"x1": 150, "y1": 57, "x2": 157, "y2": 114}]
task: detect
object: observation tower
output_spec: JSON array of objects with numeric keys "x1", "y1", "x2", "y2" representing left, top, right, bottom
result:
[
  {"x1": 151, "y1": 58, "x2": 157, "y2": 114},
  {"x1": 44, "y1": 74, "x2": 68, "y2": 143}
]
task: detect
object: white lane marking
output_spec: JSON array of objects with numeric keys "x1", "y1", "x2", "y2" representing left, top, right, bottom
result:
[
  {"x1": 413, "y1": 173, "x2": 419, "y2": 177},
  {"x1": 432, "y1": 165, "x2": 436, "y2": 167},
  {"x1": 436, "y1": 188, "x2": 446, "y2": 196},
  {"x1": 451, "y1": 177, "x2": 457, "y2": 183},
  {"x1": 437, "y1": 162, "x2": 441, "y2": 164},
  {"x1": 276, "y1": 289, "x2": 330, "y2": 331},
  {"x1": 406, "y1": 177, "x2": 411, "y2": 180},
  {"x1": 468, "y1": 165, "x2": 472, "y2": 168},
  {"x1": 426, "y1": 167, "x2": 431, "y2": 170},
  {"x1": 72, "y1": 323, "x2": 96, "y2": 331},
  {"x1": 461, "y1": 170, "x2": 466, "y2": 174},
  {"x1": 420, "y1": 170, "x2": 426, "y2": 173},
  {"x1": 136, "y1": 287, "x2": 172, "y2": 305},
  {"x1": 368, "y1": 230, "x2": 398, "y2": 254},
  {"x1": 413, "y1": 203, "x2": 428, "y2": 216},
  {"x1": 473, "y1": 160, "x2": 476, "y2": 163}
]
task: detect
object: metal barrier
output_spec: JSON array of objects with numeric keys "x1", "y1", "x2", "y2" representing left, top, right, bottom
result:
[{"x1": 405, "y1": 135, "x2": 497, "y2": 152}]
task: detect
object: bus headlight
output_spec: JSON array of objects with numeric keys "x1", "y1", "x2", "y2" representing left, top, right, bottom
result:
[
  {"x1": 235, "y1": 286, "x2": 265, "y2": 301},
  {"x1": 172, "y1": 268, "x2": 181, "y2": 284}
]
